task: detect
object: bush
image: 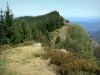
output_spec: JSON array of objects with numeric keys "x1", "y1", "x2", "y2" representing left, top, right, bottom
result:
[
  {"x1": 55, "y1": 43, "x2": 64, "y2": 49},
  {"x1": 55, "y1": 36, "x2": 61, "y2": 44},
  {"x1": 67, "y1": 71, "x2": 97, "y2": 75},
  {"x1": 93, "y1": 46, "x2": 100, "y2": 61},
  {"x1": 62, "y1": 24, "x2": 93, "y2": 59},
  {"x1": 42, "y1": 50, "x2": 100, "y2": 75}
]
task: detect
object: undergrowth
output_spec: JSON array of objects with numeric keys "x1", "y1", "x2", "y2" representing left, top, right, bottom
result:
[{"x1": 42, "y1": 49, "x2": 100, "y2": 75}]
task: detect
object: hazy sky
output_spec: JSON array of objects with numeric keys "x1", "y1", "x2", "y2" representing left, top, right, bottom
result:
[{"x1": 0, "y1": 0, "x2": 100, "y2": 17}]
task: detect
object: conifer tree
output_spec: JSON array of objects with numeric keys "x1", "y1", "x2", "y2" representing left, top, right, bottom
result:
[
  {"x1": 4, "y1": 2, "x2": 13, "y2": 43},
  {"x1": 11, "y1": 20, "x2": 24, "y2": 44}
]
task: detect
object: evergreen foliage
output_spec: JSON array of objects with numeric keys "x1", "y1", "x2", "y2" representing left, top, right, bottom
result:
[
  {"x1": 0, "y1": 4, "x2": 64, "y2": 44},
  {"x1": 11, "y1": 20, "x2": 24, "y2": 44},
  {"x1": 14, "y1": 11, "x2": 64, "y2": 43},
  {"x1": 4, "y1": 2, "x2": 14, "y2": 43}
]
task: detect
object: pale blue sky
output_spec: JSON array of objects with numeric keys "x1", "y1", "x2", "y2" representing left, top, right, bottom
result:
[{"x1": 0, "y1": 0, "x2": 100, "y2": 17}]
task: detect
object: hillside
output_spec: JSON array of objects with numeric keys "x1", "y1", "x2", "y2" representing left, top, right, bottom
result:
[{"x1": 0, "y1": 9, "x2": 100, "y2": 75}]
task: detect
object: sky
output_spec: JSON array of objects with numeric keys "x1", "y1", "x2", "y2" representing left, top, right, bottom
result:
[{"x1": 0, "y1": 0, "x2": 100, "y2": 18}]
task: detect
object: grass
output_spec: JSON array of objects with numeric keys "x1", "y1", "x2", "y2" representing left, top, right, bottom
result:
[
  {"x1": 0, "y1": 40, "x2": 36, "y2": 52},
  {"x1": 0, "y1": 58, "x2": 7, "y2": 75},
  {"x1": 31, "y1": 53, "x2": 41, "y2": 57},
  {"x1": 0, "y1": 45, "x2": 56, "y2": 75},
  {"x1": 0, "y1": 56, "x2": 17, "y2": 75}
]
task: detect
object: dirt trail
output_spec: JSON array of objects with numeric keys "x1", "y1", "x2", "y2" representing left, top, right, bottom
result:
[
  {"x1": 2, "y1": 46, "x2": 55, "y2": 75},
  {"x1": 51, "y1": 24, "x2": 69, "y2": 47}
]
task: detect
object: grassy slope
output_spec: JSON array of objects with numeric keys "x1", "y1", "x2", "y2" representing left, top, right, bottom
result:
[{"x1": 0, "y1": 46, "x2": 56, "y2": 75}]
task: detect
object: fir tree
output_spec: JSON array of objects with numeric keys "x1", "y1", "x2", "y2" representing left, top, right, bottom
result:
[{"x1": 4, "y1": 2, "x2": 13, "y2": 43}]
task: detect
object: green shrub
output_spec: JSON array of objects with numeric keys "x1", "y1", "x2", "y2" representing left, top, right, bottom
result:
[
  {"x1": 55, "y1": 36, "x2": 61, "y2": 44},
  {"x1": 55, "y1": 43, "x2": 64, "y2": 49},
  {"x1": 63, "y1": 24, "x2": 93, "y2": 59}
]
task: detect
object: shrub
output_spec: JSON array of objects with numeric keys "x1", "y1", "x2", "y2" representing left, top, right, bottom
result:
[
  {"x1": 42, "y1": 50, "x2": 100, "y2": 75},
  {"x1": 63, "y1": 24, "x2": 93, "y2": 59},
  {"x1": 93, "y1": 46, "x2": 100, "y2": 61},
  {"x1": 55, "y1": 36, "x2": 61, "y2": 44},
  {"x1": 67, "y1": 71, "x2": 97, "y2": 75},
  {"x1": 55, "y1": 43, "x2": 64, "y2": 49}
]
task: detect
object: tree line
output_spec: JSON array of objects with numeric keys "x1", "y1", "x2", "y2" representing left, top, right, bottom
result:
[{"x1": 0, "y1": 3, "x2": 65, "y2": 44}]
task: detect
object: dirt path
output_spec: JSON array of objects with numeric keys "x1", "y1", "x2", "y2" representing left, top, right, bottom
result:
[
  {"x1": 2, "y1": 46, "x2": 55, "y2": 75},
  {"x1": 51, "y1": 24, "x2": 69, "y2": 47}
]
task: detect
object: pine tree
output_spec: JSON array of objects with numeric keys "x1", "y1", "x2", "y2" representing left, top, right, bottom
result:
[
  {"x1": 4, "y1": 2, "x2": 13, "y2": 43},
  {"x1": 11, "y1": 20, "x2": 24, "y2": 44}
]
